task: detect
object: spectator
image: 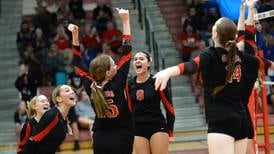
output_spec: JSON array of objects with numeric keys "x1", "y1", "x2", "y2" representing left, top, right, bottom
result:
[
  {"x1": 23, "y1": 44, "x2": 43, "y2": 86},
  {"x1": 80, "y1": 26, "x2": 101, "y2": 69},
  {"x1": 69, "y1": 0, "x2": 86, "y2": 20},
  {"x1": 75, "y1": 90, "x2": 95, "y2": 130},
  {"x1": 67, "y1": 68, "x2": 84, "y2": 96},
  {"x1": 92, "y1": 0, "x2": 113, "y2": 34},
  {"x1": 14, "y1": 101, "x2": 27, "y2": 143},
  {"x1": 44, "y1": 43, "x2": 66, "y2": 86},
  {"x1": 16, "y1": 21, "x2": 33, "y2": 61},
  {"x1": 56, "y1": 1, "x2": 71, "y2": 21},
  {"x1": 176, "y1": 23, "x2": 200, "y2": 62},
  {"x1": 32, "y1": 28, "x2": 50, "y2": 63},
  {"x1": 15, "y1": 72, "x2": 37, "y2": 102},
  {"x1": 101, "y1": 21, "x2": 123, "y2": 53},
  {"x1": 54, "y1": 25, "x2": 71, "y2": 51},
  {"x1": 32, "y1": 4, "x2": 55, "y2": 38}
]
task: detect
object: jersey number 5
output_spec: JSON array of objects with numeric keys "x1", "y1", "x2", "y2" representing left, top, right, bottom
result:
[{"x1": 106, "y1": 99, "x2": 119, "y2": 118}]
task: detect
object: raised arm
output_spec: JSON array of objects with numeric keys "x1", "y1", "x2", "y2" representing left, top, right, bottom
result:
[
  {"x1": 113, "y1": 9, "x2": 132, "y2": 85},
  {"x1": 68, "y1": 24, "x2": 94, "y2": 82},
  {"x1": 246, "y1": 0, "x2": 256, "y2": 26},
  {"x1": 154, "y1": 56, "x2": 200, "y2": 91},
  {"x1": 237, "y1": 1, "x2": 245, "y2": 32}
]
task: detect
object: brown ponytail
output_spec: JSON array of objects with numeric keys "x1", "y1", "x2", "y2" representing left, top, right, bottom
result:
[
  {"x1": 212, "y1": 17, "x2": 237, "y2": 97},
  {"x1": 89, "y1": 55, "x2": 112, "y2": 118},
  {"x1": 90, "y1": 82, "x2": 110, "y2": 118},
  {"x1": 212, "y1": 41, "x2": 237, "y2": 96}
]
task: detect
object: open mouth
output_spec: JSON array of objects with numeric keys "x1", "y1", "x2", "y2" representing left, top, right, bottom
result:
[{"x1": 43, "y1": 107, "x2": 49, "y2": 110}]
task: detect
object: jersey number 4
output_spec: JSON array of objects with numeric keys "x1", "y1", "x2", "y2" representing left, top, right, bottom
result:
[{"x1": 228, "y1": 65, "x2": 241, "y2": 83}]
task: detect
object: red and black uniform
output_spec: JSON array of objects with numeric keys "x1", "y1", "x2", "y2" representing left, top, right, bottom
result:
[
  {"x1": 72, "y1": 35, "x2": 134, "y2": 154},
  {"x1": 17, "y1": 118, "x2": 38, "y2": 154},
  {"x1": 177, "y1": 44, "x2": 265, "y2": 139},
  {"x1": 128, "y1": 76, "x2": 175, "y2": 139},
  {"x1": 238, "y1": 25, "x2": 272, "y2": 139},
  {"x1": 22, "y1": 107, "x2": 68, "y2": 154}
]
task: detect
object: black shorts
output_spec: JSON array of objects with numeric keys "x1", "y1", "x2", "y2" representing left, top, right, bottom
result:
[
  {"x1": 208, "y1": 117, "x2": 248, "y2": 140},
  {"x1": 134, "y1": 121, "x2": 168, "y2": 140},
  {"x1": 93, "y1": 128, "x2": 134, "y2": 154}
]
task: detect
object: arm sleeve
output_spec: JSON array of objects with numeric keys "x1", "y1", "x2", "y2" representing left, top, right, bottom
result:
[
  {"x1": 30, "y1": 110, "x2": 59, "y2": 142},
  {"x1": 22, "y1": 111, "x2": 59, "y2": 154},
  {"x1": 178, "y1": 56, "x2": 200, "y2": 75},
  {"x1": 72, "y1": 45, "x2": 93, "y2": 96},
  {"x1": 159, "y1": 87, "x2": 175, "y2": 137},
  {"x1": 17, "y1": 122, "x2": 32, "y2": 153},
  {"x1": 112, "y1": 35, "x2": 132, "y2": 86}
]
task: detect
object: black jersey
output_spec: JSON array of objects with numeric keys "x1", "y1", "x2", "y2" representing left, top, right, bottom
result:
[
  {"x1": 178, "y1": 46, "x2": 264, "y2": 122},
  {"x1": 72, "y1": 35, "x2": 133, "y2": 131},
  {"x1": 22, "y1": 107, "x2": 68, "y2": 154},
  {"x1": 17, "y1": 118, "x2": 38, "y2": 154},
  {"x1": 128, "y1": 75, "x2": 175, "y2": 136}
]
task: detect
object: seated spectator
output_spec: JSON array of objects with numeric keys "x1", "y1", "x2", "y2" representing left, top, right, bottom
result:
[
  {"x1": 54, "y1": 25, "x2": 71, "y2": 51},
  {"x1": 16, "y1": 21, "x2": 33, "y2": 61},
  {"x1": 176, "y1": 22, "x2": 200, "y2": 62},
  {"x1": 56, "y1": 1, "x2": 71, "y2": 21},
  {"x1": 101, "y1": 42, "x2": 119, "y2": 63},
  {"x1": 92, "y1": 0, "x2": 113, "y2": 34},
  {"x1": 32, "y1": 4, "x2": 55, "y2": 39},
  {"x1": 59, "y1": 46, "x2": 73, "y2": 74},
  {"x1": 100, "y1": 21, "x2": 122, "y2": 52},
  {"x1": 15, "y1": 72, "x2": 37, "y2": 102},
  {"x1": 44, "y1": 43, "x2": 66, "y2": 86},
  {"x1": 67, "y1": 68, "x2": 84, "y2": 96},
  {"x1": 14, "y1": 101, "x2": 28, "y2": 143},
  {"x1": 206, "y1": 7, "x2": 220, "y2": 31},
  {"x1": 81, "y1": 26, "x2": 101, "y2": 50},
  {"x1": 75, "y1": 90, "x2": 94, "y2": 131},
  {"x1": 69, "y1": 0, "x2": 85, "y2": 21},
  {"x1": 23, "y1": 44, "x2": 43, "y2": 86},
  {"x1": 32, "y1": 28, "x2": 50, "y2": 63},
  {"x1": 80, "y1": 26, "x2": 101, "y2": 69}
]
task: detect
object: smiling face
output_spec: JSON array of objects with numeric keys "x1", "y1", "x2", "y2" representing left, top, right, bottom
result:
[
  {"x1": 133, "y1": 52, "x2": 151, "y2": 75},
  {"x1": 34, "y1": 95, "x2": 50, "y2": 116},
  {"x1": 55, "y1": 85, "x2": 77, "y2": 107}
]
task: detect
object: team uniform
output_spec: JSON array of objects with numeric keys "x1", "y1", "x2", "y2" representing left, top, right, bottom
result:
[
  {"x1": 177, "y1": 45, "x2": 266, "y2": 140},
  {"x1": 128, "y1": 76, "x2": 175, "y2": 139},
  {"x1": 17, "y1": 118, "x2": 38, "y2": 154},
  {"x1": 22, "y1": 107, "x2": 68, "y2": 154},
  {"x1": 72, "y1": 35, "x2": 134, "y2": 154},
  {"x1": 238, "y1": 25, "x2": 272, "y2": 139}
]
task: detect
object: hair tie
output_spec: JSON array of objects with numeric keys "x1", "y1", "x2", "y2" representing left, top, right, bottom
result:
[{"x1": 91, "y1": 82, "x2": 102, "y2": 91}]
